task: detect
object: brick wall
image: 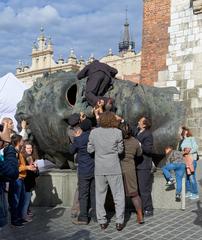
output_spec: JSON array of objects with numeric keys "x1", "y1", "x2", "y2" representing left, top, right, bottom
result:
[{"x1": 141, "y1": 0, "x2": 171, "y2": 85}]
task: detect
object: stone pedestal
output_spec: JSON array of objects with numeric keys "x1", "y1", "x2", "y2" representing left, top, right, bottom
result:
[
  {"x1": 32, "y1": 169, "x2": 186, "y2": 210},
  {"x1": 31, "y1": 169, "x2": 77, "y2": 207}
]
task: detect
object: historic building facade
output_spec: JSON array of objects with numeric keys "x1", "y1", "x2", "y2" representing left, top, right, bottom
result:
[
  {"x1": 140, "y1": 0, "x2": 202, "y2": 151},
  {"x1": 16, "y1": 18, "x2": 141, "y2": 88}
]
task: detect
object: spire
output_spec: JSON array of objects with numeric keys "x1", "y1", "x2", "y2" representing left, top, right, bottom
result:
[
  {"x1": 58, "y1": 55, "x2": 64, "y2": 64},
  {"x1": 108, "y1": 48, "x2": 113, "y2": 56},
  {"x1": 37, "y1": 27, "x2": 46, "y2": 51},
  {"x1": 47, "y1": 36, "x2": 53, "y2": 51},
  {"x1": 119, "y1": 8, "x2": 135, "y2": 53},
  {"x1": 67, "y1": 48, "x2": 77, "y2": 64},
  {"x1": 123, "y1": 8, "x2": 129, "y2": 43},
  {"x1": 79, "y1": 56, "x2": 85, "y2": 65}
]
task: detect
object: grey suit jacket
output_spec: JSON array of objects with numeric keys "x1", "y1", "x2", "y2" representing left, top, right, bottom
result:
[{"x1": 87, "y1": 127, "x2": 123, "y2": 175}]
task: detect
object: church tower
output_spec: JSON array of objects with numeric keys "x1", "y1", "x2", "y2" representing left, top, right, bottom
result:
[
  {"x1": 31, "y1": 27, "x2": 55, "y2": 71},
  {"x1": 119, "y1": 9, "x2": 135, "y2": 53}
]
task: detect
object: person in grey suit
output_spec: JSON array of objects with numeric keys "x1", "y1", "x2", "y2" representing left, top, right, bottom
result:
[{"x1": 87, "y1": 111, "x2": 125, "y2": 231}]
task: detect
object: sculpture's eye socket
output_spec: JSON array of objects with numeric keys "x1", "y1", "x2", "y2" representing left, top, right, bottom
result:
[{"x1": 66, "y1": 84, "x2": 77, "y2": 106}]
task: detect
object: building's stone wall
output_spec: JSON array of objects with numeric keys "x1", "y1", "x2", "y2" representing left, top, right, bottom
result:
[
  {"x1": 153, "y1": 0, "x2": 202, "y2": 152},
  {"x1": 100, "y1": 51, "x2": 141, "y2": 84},
  {"x1": 193, "y1": 0, "x2": 202, "y2": 14},
  {"x1": 140, "y1": 0, "x2": 171, "y2": 85}
]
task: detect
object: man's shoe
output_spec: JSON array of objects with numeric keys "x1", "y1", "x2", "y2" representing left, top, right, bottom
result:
[
  {"x1": 116, "y1": 223, "x2": 124, "y2": 231},
  {"x1": 72, "y1": 219, "x2": 88, "y2": 225},
  {"x1": 100, "y1": 223, "x2": 108, "y2": 230},
  {"x1": 21, "y1": 217, "x2": 33, "y2": 224},
  {"x1": 144, "y1": 210, "x2": 153, "y2": 217},
  {"x1": 11, "y1": 221, "x2": 24, "y2": 228},
  {"x1": 175, "y1": 193, "x2": 181, "y2": 202}
]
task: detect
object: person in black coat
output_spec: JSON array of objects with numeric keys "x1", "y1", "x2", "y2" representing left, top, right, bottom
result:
[
  {"x1": 69, "y1": 119, "x2": 96, "y2": 225},
  {"x1": 77, "y1": 59, "x2": 118, "y2": 107},
  {"x1": 133, "y1": 117, "x2": 154, "y2": 217},
  {"x1": 0, "y1": 123, "x2": 19, "y2": 227}
]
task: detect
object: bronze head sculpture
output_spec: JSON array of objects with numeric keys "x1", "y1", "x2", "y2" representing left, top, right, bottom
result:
[{"x1": 15, "y1": 71, "x2": 185, "y2": 168}]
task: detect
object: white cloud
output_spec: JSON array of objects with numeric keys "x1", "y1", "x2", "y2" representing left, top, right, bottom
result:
[
  {"x1": 0, "y1": 5, "x2": 61, "y2": 30},
  {"x1": 0, "y1": 0, "x2": 143, "y2": 77}
]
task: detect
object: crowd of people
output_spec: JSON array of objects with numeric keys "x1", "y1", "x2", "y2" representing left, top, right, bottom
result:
[
  {"x1": 0, "y1": 60, "x2": 200, "y2": 232},
  {"x1": 0, "y1": 117, "x2": 39, "y2": 228},
  {"x1": 67, "y1": 96, "x2": 200, "y2": 231}
]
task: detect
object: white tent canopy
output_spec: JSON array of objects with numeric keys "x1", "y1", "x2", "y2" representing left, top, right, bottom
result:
[{"x1": 0, "y1": 72, "x2": 28, "y2": 130}]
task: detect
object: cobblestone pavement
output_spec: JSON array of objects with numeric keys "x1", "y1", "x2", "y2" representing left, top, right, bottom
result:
[{"x1": 1, "y1": 195, "x2": 202, "y2": 240}]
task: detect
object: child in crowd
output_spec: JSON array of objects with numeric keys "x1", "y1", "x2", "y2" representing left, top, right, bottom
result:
[
  {"x1": 69, "y1": 118, "x2": 96, "y2": 225},
  {"x1": 162, "y1": 146, "x2": 186, "y2": 202}
]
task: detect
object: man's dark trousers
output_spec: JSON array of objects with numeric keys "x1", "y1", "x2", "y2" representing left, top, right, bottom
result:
[
  {"x1": 78, "y1": 174, "x2": 96, "y2": 222},
  {"x1": 137, "y1": 169, "x2": 153, "y2": 212}
]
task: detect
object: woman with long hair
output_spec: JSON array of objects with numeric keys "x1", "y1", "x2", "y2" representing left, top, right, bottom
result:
[
  {"x1": 178, "y1": 126, "x2": 199, "y2": 200},
  {"x1": 21, "y1": 141, "x2": 39, "y2": 220}
]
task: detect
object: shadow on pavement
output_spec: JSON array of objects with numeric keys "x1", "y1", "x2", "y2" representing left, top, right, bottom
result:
[
  {"x1": 33, "y1": 174, "x2": 62, "y2": 207},
  {"x1": 0, "y1": 207, "x2": 66, "y2": 240},
  {"x1": 58, "y1": 229, "x2": 93, "y2": 240},
  {"x1": 192, "y1": 201, "x2": 202, "y2": 227},
  {"x1": 199, "y1": 178, "x2": 202, "y2": 187}
]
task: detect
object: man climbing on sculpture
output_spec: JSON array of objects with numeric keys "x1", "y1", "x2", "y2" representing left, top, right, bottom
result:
[{"x1": 77, "y1": 59, "x2": 118, "y2": 107}]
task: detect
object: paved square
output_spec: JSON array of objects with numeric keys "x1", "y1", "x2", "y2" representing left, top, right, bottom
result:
[{"x1": 1, "y1": 195, "x2": 202, "y2": 240}]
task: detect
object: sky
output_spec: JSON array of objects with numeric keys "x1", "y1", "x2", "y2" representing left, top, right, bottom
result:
[{"x1": 0, "y1": 0, "x2": 143, "y2": 77}]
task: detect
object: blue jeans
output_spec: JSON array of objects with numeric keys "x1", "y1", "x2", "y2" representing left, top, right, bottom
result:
[
  {"x1": 162, "y1": 163, "x2": 186, "y2": 194},
  {"x1": 8, "y1": 179, "x2": 26, "y2": 223},
  {"x1": 0, "y1": 183, "x2": 8, "y2": 227},
  {"x1": 21, "y1": 192, "x2": 32, "y2": 219},
  {"x1": 186, "y1": 160, "x2": 198, "y2": 194}
]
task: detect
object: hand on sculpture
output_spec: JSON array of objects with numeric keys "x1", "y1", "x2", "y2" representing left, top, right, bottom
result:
[
  {"x1": 21, "y1": 120, "x2": 27, "y2": 129},
  {"x1": 80, "y1": 112, "x2": 86, "y2": 122},
  {"x1": 93, "y1": 107, "x2": 103, "y2": 120},
  {"x1": 97, "y1": 99, "x2": 105, "y2": 108},
  {"x1": 115, "y1": 115, "x2": 123, "y2": 122}
]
